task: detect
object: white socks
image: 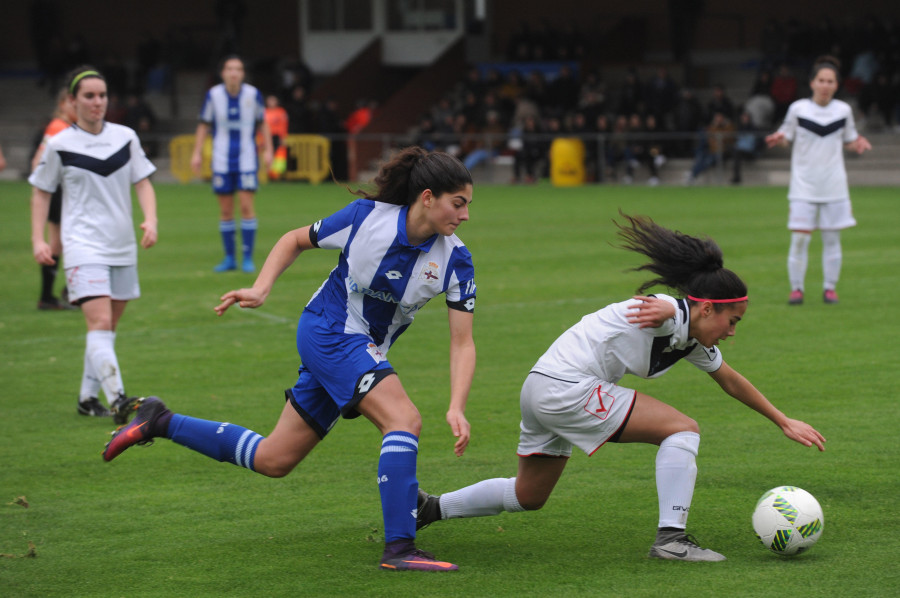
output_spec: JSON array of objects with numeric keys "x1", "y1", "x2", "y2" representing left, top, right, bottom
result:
[
  {"x1": 656, "y1": 431, "x2": 700, "y2": 529},
  {"x1": 788, "y1": 231, "x2": 812, "y2": 291},
  {"x1": 85, "y1": 330, "x2": 124, "y2": 405},
  {"x1": 821, "y1": 230, "x2": 842, "y2": 291},
  {"x1": 439, "y1": 477, "x2": 524, "y2": 519}
]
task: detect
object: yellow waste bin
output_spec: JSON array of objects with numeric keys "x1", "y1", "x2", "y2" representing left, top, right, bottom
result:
[{"x1": 550, "y1": 138, "x2": 586, "y2": 187}]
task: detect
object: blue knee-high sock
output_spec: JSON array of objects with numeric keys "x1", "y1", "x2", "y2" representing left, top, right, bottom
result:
[
  {"x1": 241, "y1": 218, "x2": 257, "y2": 259},
  {"x1": 167, "y1": 414, "x2": 262, "y2": 471},
  {"x1": 219, "y1": 220, "x2": 236, "y2": 259},
  {"x1": 378, "y1": 432, "x2": 419, "y2": 544}
]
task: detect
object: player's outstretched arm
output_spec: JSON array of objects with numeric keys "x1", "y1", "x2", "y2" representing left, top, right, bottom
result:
[
  {"x1": 765, "y1": 131, "x2": 788, "y2": 148},
  {"x1": 215, "y1": 225, "x2": 315, "y2": 315},
  {"x1": 847, "y1": 135, "x2": 872, "y2": 154},
  {"x1": 709, "y1": 362, "x2": 825, "y2": 451},
  {"x1": 446, "y1": 308, "x2": 474, "y2": 456}
]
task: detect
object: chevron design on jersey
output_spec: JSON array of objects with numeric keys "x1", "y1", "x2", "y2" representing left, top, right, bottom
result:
[
  {"x1": 798, "y1": 117, "x2": 846, "y2": 137},
  {"x1": 58, "y1": 141, "x2": 131, "y2": 177}
]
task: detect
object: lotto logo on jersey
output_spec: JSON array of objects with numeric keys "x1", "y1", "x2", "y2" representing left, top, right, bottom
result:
[
  {"x1": 419, "y1": 261, "x2": 441, "y2": 283},
  {"x1": 583, "y1": 385, "x2": 615, "y2": 421}
]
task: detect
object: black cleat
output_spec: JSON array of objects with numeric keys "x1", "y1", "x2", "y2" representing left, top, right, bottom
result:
[
  {"x1": 77, "y1": 397, "x2": 111, "y2": 417},
  {"x1": 110, "y1": 394, "x2": 140, "y2": 425},
  {"x1": 416, "y1": 489, "x2": 442, "y2": 531}
]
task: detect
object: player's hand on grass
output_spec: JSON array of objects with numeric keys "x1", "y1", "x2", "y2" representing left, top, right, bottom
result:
[
  {"x1": 215, "y1": 287, "x2": 267, "y2": 315},
  {"x1": 781, "y1": 417, "x2": 826, "y2": 452},
  {"x1": 446, "y1": 408, "x2": 470, "y2": 457},
  {"x1": 627, "y1": 295, "x2": 676, "y2": 328}
]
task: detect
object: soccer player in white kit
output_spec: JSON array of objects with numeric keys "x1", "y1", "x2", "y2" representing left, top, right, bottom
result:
[
  {"x1": 104, "y1": 148, "x2": 476, "y2": 572},
  {"x1": 766, "y1": 55, "x2": 871, "y2": 305},
  {"x1": 416, "y1": 214, "x2": 825, "y2": 563},
  {"x1": 29, "y1": 66, "x2": 158, "y2": 423},
  {"x1": 191, "y1": 55, "x2": 273, "y2": 274}
]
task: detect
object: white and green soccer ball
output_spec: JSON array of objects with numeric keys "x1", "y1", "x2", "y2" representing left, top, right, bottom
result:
[{"x1": 752, "y1": 486, "x2": 824, "y2": 555}]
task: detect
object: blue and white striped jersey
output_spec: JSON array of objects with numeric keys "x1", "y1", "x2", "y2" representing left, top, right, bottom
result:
[
  {"x1": 199, "y1": 83, "x2": 265, "y2": 174},
  {"x1": 306, "y1": 199, "x2": 476, "y2": 353}
]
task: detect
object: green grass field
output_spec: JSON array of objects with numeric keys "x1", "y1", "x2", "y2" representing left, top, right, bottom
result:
[{"x1": 1, "y1": 180, "x2": 898, "y2": 597}]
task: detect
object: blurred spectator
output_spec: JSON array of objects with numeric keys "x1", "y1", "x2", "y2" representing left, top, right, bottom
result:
[
  {"x1": 345, "y1": 99, "x2": 376, "y2": 134},
  {"x1": 686, "y1": 112, "x2": 735, "y2": 183},
  {"x1": 643, "y1": 114, "x2": 668, "y2": 186},
  {"x1": 644, "y1": 67, "x2": 679, "y2": 127},
  {"x1": 285, "y1": 85, "x2": 311, "y2": 134},
  {"x1": 262, "y1": 94, "x2": 288, "y2": 180},
  {"x1": 105, "y1": 92, "x2": 127, "y2": 125},
  {"x1": 706, "y1": 84, "x2": 736, "y2": 122},
  {"x1": 731, "y1": 111, "x2": 760, "y2": 184},
  {"x1": 616, "y1": 68, "x2": 644, "y2": 116},
  {"x1": 673, "y1": 88, "x2": 704, "y2": 156},
  {"x1": 511, "y1": 114, "x2": 545, "y2": 184},
  {"x1": 462, "y1": 110, "x2": 506, "y2": 171},
  {"x1": 858, "y1": 71, "x2": 896, "y2": 129},
  {"x1": 606, "y1": 114, "x2": 632, "y2": 182},
  {"x1": 414, "y1": 114, "x2": 438, "y2": 151},
  {"x1": 124, "y1": 93, "x2": 158, "y2": 157},
  {"x1": 771, "y1": 63, "x2": 798, "y2": 123},
  {"x1": 745, "y1": 71, "x2": 776, "y2": 129},
  {"x1": 314, "y1": 97, "x2": 347, "y2": 180},
  {"x1": 546, "y1": 64, "x2": 581, "y2": 114}
]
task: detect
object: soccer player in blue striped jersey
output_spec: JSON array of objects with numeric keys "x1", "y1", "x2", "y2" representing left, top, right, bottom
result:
[
  {"x1": 105, "y1": 147, "x2": 475, "y2": 572},
  {"x1": 191, "y1": 55, "x2": 273, "y2": 274}
]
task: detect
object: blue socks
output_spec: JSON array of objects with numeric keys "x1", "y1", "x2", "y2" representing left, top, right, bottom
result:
[
  {"x1": 219, "y1": 220, "x2": 236, "y2": 260},
  {"x1": 378, "y1": 432, "x2": 419, "y2": 543},
  {"x1": 167, "y1": 414, "x2": 262, "y2": 471},
  {"x1": 241, "y1": 218, "x2": 257, "y2": 260}
]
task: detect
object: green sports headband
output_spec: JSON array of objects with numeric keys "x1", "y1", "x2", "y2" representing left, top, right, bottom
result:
[{"x1": 69, "y1": 70, "x2": 101, "y2": 94}]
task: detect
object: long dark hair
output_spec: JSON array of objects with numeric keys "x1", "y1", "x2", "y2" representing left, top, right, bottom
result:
[
  {"x1": 615, "y1": 212, "x2": 747, "y2": 308},
  {"x1": 351, "y1": 146, "x2": 472, "y2": 206}
]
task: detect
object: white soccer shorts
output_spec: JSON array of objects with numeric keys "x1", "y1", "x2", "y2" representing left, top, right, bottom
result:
[
  {"x1": 65, "y1": 264, "x2": 140, "y2": 304},
  {"x1": 517, "y1": 372, "x2": 636, "y2": 458},
  {"x1": 788, "y1": 199, "x2": 856, "y2": 231}
]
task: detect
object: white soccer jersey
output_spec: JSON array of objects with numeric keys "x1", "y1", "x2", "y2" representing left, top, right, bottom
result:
[
  {"x1": 29, "y1": 123, "x2": 156, "y2": 267},
  {"x1": 777, "y1": 98, "x2": 859, "y2": 202},
  {"x1": 199, "y1": 83, "x2": 265, "y2": 174},
  {"x1": 530, "y1": 294, "x2": 722, "y2": 383},
  {"x1": 306, "y1": 199, "x2": 476, "y2": 354}
]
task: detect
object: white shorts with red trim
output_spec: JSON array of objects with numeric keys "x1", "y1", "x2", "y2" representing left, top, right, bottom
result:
[{"x1": 516, "y1": 371, "x2": 636, "y2": 458}]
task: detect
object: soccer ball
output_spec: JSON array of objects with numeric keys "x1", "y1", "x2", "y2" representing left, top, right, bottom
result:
[{"x1": 752, "y1": 486, "x2": 824, "y2": 555}]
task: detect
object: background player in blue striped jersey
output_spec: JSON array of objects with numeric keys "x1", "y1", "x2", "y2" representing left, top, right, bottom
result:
[
  {"x1": 416, "y1": 214, "x2": 825, "y2": 563},
  {"x1": 191, "y1": 55, "x2": 273, "y2": 273},
  {"x1": 105, "y1": 147, "x2": 476, "y2": 571}
]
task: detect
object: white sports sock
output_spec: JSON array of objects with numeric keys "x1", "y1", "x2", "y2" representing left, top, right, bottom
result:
[
  {"x1": 821, "y1": 230, "x2": 842, "y2": 291},
  {"x1": 656, "y1": 431, "x2": 700, "y2": 529},
  {"x1": 86, "y1": 330, "x2": 125, "y2": 405},
  {"x1": 79, "y1": 347, "x2": 102, "y2": 402},
  {"x1": 788, "y1": 232, "x2": 812, "y2": 292},
  {"x1": 439, "y1": 477, "x2": 523, "y2": 519}
]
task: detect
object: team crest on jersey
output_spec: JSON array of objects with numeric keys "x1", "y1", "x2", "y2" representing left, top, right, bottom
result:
[
  {"x1": 366, "y1": 343, "x2": 386, "y2": 362},
  {"x1": 419, "y1": 261, "x2": 441, "y2": 283},
  {"x1": 583, "y1": 384, "x2": 615, "y2": 421}
]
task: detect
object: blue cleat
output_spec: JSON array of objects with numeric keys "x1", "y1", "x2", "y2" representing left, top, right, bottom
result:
[
  {"x1": 214, "y1": 256, "x2": 237, "y2": 272},
  {"x1": 241, "y1": 256, "x2": 255, "y2": 273}
]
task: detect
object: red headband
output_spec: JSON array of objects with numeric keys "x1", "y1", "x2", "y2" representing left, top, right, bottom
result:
[{"x1": 687, "y1": 295, "x2": 748, "y2": 304}]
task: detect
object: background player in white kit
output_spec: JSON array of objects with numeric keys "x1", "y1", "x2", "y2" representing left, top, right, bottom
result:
[
  {"x1": 417, "y1": 214, "x2": 825, "y2": 563},
  {"x1": 766, "y1": 55, "x2": 871, "y2": 305},
  {"x1": 191, "y1": 55, "x2": 273, "y2": 274},
  {"x1": 104, "y1": 148, "x2": 476, "y2": 572},
  {"x1": 29, "y1": 66, "x2": 158, "y2": 422}
]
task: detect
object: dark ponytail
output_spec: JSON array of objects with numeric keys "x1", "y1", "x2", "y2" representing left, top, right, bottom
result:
[
  {"x1": 350, "y1": 146, "x2": 472, "y2": 206},
  {"x1": 615, "y1": 213, "x2": 747, "y2": 308}
]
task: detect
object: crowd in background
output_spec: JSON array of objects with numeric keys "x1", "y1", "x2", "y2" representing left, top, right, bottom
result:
[{"x1": 409, "y1": 15, "x2": 900, "y2": 184}]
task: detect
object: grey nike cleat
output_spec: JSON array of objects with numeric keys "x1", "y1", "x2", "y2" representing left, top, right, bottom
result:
[{"x1": 648, "y1": 530, "x2": 726, "y2": 562}]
